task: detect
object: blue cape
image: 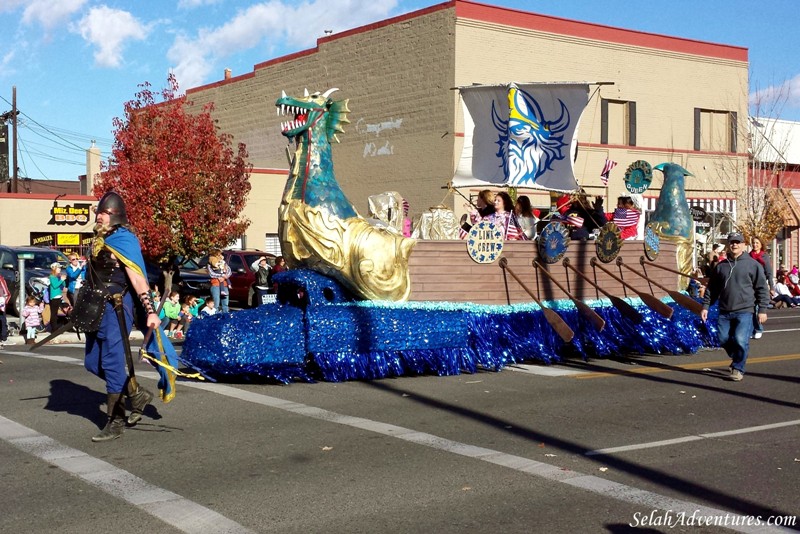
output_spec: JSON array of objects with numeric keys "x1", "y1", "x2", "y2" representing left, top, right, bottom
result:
[{"x1": 104, "y1": 227, "x2": 181, "y2": 402}]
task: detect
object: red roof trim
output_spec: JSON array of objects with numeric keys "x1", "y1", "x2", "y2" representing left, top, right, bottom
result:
[
  {"x1": 455, "y1": 0, "x2": 747, "y2": 62},
  {"x1": 187, "y1": 0, "x2": 745, "y2": 95},
  {"x1": 187, "y1": 72, "x2": 255, "y2": 95},
  {"x1": 0, "y1": 193, "x2": 97, "y2": 201}
]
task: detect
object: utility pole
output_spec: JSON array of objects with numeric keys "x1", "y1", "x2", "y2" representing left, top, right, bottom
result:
[{"x1": 12, "y1": 85, "x2": 17, "y2": 193}]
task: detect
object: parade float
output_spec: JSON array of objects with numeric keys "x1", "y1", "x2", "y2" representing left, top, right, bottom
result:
[{"x1": 181, "y1": 84, "x2": 715, "y2": 383}]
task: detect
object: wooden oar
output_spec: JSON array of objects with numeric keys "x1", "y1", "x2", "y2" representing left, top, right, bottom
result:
[
  {"x1": 533, "y1": 260, "x2": 606, "y2": 332},
  {"x1": 499, "y1": 258, "x2": 574, "y2": 343},
  {"x1": 590, "y1": 258, "x2": 674, "y2": 319},
  {"x1": 562, "y1": 257, "x2": 643, "y2": 324},
  {"x1": 617, "y1": 258, "x2": 703, "y2": 316},
  {"x1": 640, "y1": 257, "x2": 708, "y2": 285}
]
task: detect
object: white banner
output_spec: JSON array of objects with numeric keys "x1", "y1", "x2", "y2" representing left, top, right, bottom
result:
[{"x1": 454, "y1": 83, "x2": 588, "y2": 192}]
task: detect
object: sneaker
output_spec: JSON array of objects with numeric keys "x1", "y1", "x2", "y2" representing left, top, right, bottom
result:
[
  {"x1": 753, "y1": 332, "x2": 763, "y2": 339},
  {"x1": 730, "y1": 369, "x2": 744, "y2": 381},
  {"x1": 166, "y1": 330, "x2": 173, "y2": 338},
  {"x1": 174, "y1": 331, "x2": 184, "y2": 340}
]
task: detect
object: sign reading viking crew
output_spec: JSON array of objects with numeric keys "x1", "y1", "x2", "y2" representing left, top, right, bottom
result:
[
  {"x1": 48, "y1": 201, "x2": 92, "y2": 226},
  {"x1": 624, "y1": 160, "x2": 653, "y2": 194},
  {"x1": 466, "y1": 220, "x2": 504, "y2": 264}
]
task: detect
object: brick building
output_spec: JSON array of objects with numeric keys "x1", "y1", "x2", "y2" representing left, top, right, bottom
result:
[{"x1": 184, "y1": 0, "x2": 752, "y2": 256}]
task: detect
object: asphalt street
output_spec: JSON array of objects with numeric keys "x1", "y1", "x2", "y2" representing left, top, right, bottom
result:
[{"x1": 1, "y1": 308, "x2": 798, "y2": 533}]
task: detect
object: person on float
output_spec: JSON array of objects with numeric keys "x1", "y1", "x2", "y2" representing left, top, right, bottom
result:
[
  {"x1": 514, "y1": 195, "x2": 539, "y2": 240},
  {"x1": 79, "y1": 191, "x2": 180, "y2": 442},
  {"x1": 488, "y1": 191, "x2": 527, "y2": 240}
]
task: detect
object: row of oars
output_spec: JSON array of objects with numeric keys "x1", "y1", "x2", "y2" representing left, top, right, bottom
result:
[{"x1": 498, "y1": 256, "x2": 705, "y2": 343}]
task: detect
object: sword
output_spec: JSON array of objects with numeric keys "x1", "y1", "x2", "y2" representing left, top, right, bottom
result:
[
  {"x1": 28, "y1": 320, "x2": 76, "y2": 351},
  {"x1": 112, "y1": 293, "x2": 139, "y2": 392}
]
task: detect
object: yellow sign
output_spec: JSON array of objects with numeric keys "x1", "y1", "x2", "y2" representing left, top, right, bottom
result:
[{"x1": 57, "y1": 233, "x2": 80, "y2": 245}]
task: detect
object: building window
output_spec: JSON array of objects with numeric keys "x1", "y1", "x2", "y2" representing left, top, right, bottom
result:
[
  {"x1": 694, "y1": 108, "x2": 737, "y2": 152},
  {"x1": 601, "y1": 99, "x2": 636, "y2": 146}
]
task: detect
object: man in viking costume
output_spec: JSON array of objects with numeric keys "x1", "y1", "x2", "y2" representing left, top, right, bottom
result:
[{"x1": 79, "y1": 191, "x2": 179, "y2": 442}]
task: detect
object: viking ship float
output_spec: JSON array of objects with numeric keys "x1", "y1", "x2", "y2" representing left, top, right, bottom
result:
[{"x1": 181, "y1": 83, "x2": 715, "y2": 383}]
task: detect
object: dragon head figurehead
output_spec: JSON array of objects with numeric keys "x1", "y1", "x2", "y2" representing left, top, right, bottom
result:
[
  {"x1": 275, "y1": 87, "x2": 415, "y2": 302},
  {"x1": 276, "y1": 88, "x2": 350, "y2": 143}
]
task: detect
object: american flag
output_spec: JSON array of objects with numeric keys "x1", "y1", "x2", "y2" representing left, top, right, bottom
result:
[
  {"x1": 566, "y1": 214, "x2": 584, "y2": 228},
  {"x1": 600, "y1": 158, "x2": 617, "y2": 186},
  {"x1": 613, "y1": 207, "x2": 640, "y2": 228}
]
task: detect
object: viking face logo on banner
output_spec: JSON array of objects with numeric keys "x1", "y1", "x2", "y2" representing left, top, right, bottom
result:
[
  {"x1": 454, "y1": 83, "x2": 589, "y2": 192},
  {"x1": 492, "y1": 86, "x2": 570, "y2": 186}
]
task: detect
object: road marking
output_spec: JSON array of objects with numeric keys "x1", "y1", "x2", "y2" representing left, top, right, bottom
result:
[
  {"x1": 8, "y1": 351, "x2": 798, "y2": 533},
  {"x1": 505, "y1": 364, "x2": 585, "y2": 376},
  {"x1": 585, "y1": 419, "x2": 800, "y2": 456},
  {"x1": 572, "y1": 354, "x2": 800, "y2": 379},
  {"x1": 0, "y1": 415, "x2": 256, "y2": 534}
]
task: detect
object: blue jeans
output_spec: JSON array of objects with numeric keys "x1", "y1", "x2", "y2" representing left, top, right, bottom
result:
[
  {"x1": 210, "y1": 285, "x2": 229, "y2": 313},
  {"x1": 752, "y1": 304, "x2": 763, "y2": 334},
  {"x1": 717, "y1": 310, "x2": 752, "y2": 373}
]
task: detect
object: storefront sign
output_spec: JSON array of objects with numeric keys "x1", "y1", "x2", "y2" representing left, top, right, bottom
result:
[
  {"x1": 689, "y1": 205, "x2": 707, "y2": 223},
  {"x1": 48, "y1": 201, "x2": 92, "y2": 226},
  {"x1": 57, "y1": 233, "x2": 80, "y2": 245}
]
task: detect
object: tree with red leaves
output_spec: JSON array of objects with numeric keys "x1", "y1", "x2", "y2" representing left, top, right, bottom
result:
[{"x1": 95, "y1": 74, "x2": 251, "y2": 287}]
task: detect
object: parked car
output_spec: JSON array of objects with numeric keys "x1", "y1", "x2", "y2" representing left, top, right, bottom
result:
[
  {"x1": 197, "y1": 249, "x2": 276, "y2": 307},
  {"x1": 0, "y1": 245, "x2": 69, "y2": 316},
  {"x1": 144, "y1": 257, "x2": 212, "y2": 300}
]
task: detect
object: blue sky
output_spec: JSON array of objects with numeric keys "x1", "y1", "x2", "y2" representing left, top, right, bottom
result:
[{"x1": 1, "y1": 0, "x2": 798, "y2": 183}]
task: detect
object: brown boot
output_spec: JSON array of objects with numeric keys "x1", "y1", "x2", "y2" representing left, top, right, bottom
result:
[
  {"x1": 92, "y1": 393, "x2": 126, "y2": 442},
  {"x1": 127, "y1": 385, "x2": 154, "y2": 425}
]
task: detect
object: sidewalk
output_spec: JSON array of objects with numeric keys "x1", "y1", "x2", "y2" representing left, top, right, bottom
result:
[{"x1": 1, "y1": 320, "x2": 145, "y2": 347}]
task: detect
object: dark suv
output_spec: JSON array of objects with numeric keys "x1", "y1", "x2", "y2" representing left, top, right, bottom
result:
[
  {"x1": 144, "y1": 257, "x2": 212, "y2": 300},
  {"x1": 198, "y1": 249, "x2": 276, "y2": 307},
  {"x1": 0, "y1": 245, "x2": 69, "y2": 315}
]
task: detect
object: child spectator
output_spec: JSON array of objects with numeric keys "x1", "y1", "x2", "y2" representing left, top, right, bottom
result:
[
  {"x1": 48, "y1": 262, "x2": 67, "y2": 332},
  {"x1": 162, "y1": 291, "x2": 181, "y2": 337},
  {"x1": 21, "y1": 296, "x2": 45, "y2": 345},
  {"x1": 174, "y1": 304, "x2": 192, "y2": 339},
  {"x1": 0, "y1": 275, "x2": 10, "y2": 349},
  {"x1": 200, "y1": 299, "x2": 217, "y2": 317},
  {"x1": 186, "y1": 295, "x2": 204, "y2": 318}
]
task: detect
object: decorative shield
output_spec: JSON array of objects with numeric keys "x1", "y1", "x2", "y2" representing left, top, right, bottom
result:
[
  {"x1": 466, "y1": 220, "x2": 504, "y2": 264},
  {"x1": 596, "y1": 222, "x2": 623, "y2": 263},
  {"x1": 644, "y1": 224, "x2": 660, "y2": 261},
  {"x1": 624, "y1": 160, "x2": 653, "y2": 194},
  {"x1": 538, "y1": 221, "x2": 571, "y2": 264}
]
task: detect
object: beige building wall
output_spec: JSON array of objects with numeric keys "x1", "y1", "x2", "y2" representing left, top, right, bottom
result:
[
  {"x1": 185, "y1": 1, "x2": 748, "y2": 238},
  {"x1": 452, "y1": 8, "x2": 749, "y2": 210},
  {"x1": 0, "y1": 194, "x2": 97, "y2": 252}
]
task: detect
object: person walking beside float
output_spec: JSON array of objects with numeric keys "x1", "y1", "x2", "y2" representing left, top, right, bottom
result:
[{"x1": 74, "y1": 192, "x2": 181, "y2": 442}]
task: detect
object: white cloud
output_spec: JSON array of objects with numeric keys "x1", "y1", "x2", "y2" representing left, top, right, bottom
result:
[
  {"x1": 0, "y1": 51, "x2": 15, "y2": 73},
  {"x1": 750, "y1": 74, "x2": 800, "y2": 117},
  {"x1": 22, "y1": 0, "x2": 87, "y2": 30},
  {"x1": 168, "y1": 0, "x2": 399, "y2": 90},
  {"x1": 0, "y1": 0, "x2": 29, "y2": 14},
  {"x1": 75, "y1": 6, "x2": 150, "y2": 68},
  {"x1": 178, "y1": 0, "x2": 223, "y2": 8}
]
